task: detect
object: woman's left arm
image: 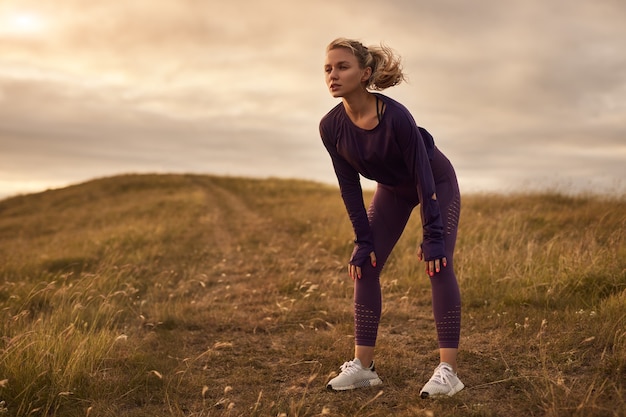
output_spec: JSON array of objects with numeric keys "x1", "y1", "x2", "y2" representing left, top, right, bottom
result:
[{"x1": 395, "y1": 114, "x2": 446, "y2": 275}]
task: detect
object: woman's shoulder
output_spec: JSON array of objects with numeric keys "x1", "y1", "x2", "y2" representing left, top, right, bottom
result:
[
  {"x1": 375, "y1": 94, "x2": 418, "y2": 133},
  {"x1": 377, "y1": 94, "x2": 434, "y2": 150},
  {"x1": 320, "y1": 102, "x2": 344, "y2": 122},
  {"x1": 319, "y1": 103, "x2": 345, "y2": 143},
  {"x1": 376, "y1": 93, "x2": 411, "y2": 118}
]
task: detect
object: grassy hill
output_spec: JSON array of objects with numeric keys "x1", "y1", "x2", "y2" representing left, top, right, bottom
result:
[{"x1": 0, "y1": 174, "x2": 624, "y2": 417}]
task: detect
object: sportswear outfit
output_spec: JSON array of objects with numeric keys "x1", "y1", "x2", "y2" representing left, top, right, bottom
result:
[{"x1": 320, "y1": 93, "x2": 463, "y2": 396}]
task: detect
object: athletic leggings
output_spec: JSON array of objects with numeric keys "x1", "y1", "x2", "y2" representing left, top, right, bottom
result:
[{"x1": 354, "y1": 147, "x2": 462, "y2": 349}]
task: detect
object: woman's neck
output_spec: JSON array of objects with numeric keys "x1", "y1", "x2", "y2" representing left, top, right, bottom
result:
[{"x1": 342, "y1": 90, "x2": 378, "y2": 129}]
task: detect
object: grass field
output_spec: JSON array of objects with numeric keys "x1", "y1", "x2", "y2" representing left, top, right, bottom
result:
[{"x1": 0, "y1": 174, "x2": 624, "y2": 417}]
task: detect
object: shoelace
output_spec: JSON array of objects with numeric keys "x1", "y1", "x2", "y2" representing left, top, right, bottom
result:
[
  {"x1": 430, "y1": 364, "x2": 454, "y2": 386},
  {"x1": 339, "y1": 360, "x2": 362, "y2": 375}
]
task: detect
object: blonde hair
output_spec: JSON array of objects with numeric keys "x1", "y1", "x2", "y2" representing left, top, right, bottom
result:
[{"x1": 326, "y1": 37, "x2": 406, "y2": 90}]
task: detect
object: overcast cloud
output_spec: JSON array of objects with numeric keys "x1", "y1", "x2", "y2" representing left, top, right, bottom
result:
[{"x1": 1, "y1": 0, "x2": 625, "y2": 198}]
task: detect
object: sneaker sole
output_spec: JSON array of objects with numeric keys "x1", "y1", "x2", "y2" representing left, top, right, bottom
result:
[
  {"x1": 420, "y1": 380, "x2": 464, "y2": 399},
  {"x1": 327, "y1": 377, "x2": 383, "y2": 391}
]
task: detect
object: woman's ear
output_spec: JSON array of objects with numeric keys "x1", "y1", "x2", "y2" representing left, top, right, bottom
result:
[{"x1": 361, "y1": 66, "x2": 372, "y2": 83}]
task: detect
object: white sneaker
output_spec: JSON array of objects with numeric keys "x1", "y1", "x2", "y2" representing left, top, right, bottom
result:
[
  {"x1": 419, "y1": 362, "x2": 464, "y2": 398},
  {"x1": 327, "y1": 358, "x2": 382, "y2": 391}
]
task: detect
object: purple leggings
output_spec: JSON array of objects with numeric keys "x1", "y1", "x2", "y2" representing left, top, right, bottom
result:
[{"x1": 354, "y1": 148, "x2": 461, "y2": 349}]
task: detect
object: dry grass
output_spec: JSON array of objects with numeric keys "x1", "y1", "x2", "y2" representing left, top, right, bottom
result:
[{"x1": 0, "y1": 174, "x2": 624, "y2": 417}]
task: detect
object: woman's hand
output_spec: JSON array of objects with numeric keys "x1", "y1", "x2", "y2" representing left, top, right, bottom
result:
[
  {"x1": 348, "y1": 251, "x2": 377, "y2": 280},
  {"x1": 417, "y1": 245, "x2": 447, "y2": 277}
]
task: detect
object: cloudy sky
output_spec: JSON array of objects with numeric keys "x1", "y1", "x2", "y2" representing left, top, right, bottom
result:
[{"x1": 1, "y1": 0, "x2": 625, "y2": 199}]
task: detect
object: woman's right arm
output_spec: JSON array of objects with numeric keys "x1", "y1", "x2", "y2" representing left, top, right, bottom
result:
[{"x1": 319, "y1": 122, "x2": 375, "y2": 268}]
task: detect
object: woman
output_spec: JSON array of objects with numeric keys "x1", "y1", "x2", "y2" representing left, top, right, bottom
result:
[{"x1": 320, "y1": 38, "x2": 463, "y2": 398}]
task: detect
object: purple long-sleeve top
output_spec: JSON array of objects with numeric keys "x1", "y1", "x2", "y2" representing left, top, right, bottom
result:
[{"x1": 319, "y1": 93, "x2": 445, "y2": 266}]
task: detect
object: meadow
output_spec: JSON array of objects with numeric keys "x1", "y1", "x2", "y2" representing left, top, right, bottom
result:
[{"x1": 0, "y1": 174, "x2": 624, "y2": 417}]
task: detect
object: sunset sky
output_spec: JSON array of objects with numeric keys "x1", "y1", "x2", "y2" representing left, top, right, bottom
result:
[{"x1": 1, "y1": 0, "x2": 625, "y2": 199}]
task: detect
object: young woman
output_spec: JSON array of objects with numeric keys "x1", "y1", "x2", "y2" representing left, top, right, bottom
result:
[{"x1": 320, "y1": 38, "x2": 464, "y2": 398}]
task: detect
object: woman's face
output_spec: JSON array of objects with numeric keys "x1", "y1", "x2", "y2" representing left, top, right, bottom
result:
[{"x1": 324, "y1": 47, "x2": 370, "y2": 98}]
